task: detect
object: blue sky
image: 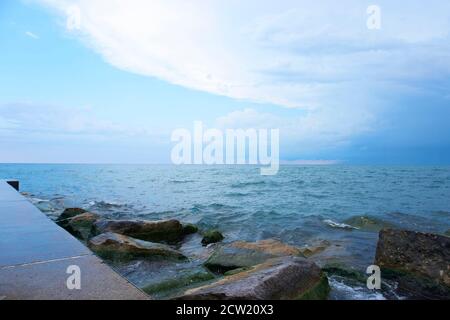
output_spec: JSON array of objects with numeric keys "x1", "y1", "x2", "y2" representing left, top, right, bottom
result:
[{"x1": 1, "y1": 0, "x2": 450, "y2": 164}]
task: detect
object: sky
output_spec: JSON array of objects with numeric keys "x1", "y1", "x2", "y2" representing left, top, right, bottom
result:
[{"x1": 1, "y1": 0, "x2": 450, "y2": 164}]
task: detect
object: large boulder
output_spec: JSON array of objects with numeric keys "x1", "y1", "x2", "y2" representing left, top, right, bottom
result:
[
  {"x1": 204, "y1": 239, "x2": 302, "y2": 273},
  {"x1": 177, "y1": 256, "x2": 329, "y2": 300},
  {"x1": 375, "y1": 228, "x2": 450, "y2": 299},
  {"x1": 93, "y1": 219, "x2": 185, "y2": 243},
  {"x1": 56, "y1": 208, "x2": 88, "y2": 226},
  {"x1": 89, "y1": 232, "x2": 186, "y2": 261},
  {"x1": 61, "y1": 212, "x2": 99, "y2": 242}
]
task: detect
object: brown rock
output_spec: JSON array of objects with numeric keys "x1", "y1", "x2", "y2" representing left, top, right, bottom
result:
[
  {"x1": 178, "y1": 256, "x2": 329, "y2": 300},
  {"x1": 375, "y1": 228, "x2": 450, "y2": 299},
  {"x1": 93, "y1": 219, "x2": 184, "y2": 243},
  {"x1": 89, "y1": 232, "x2": 186, "y2": 261},
  {"x1": 204, "y1": 239, "x2": 302, "y2": 272},
  {"x1": 63, "y1": 212, "x2": 99, "y2": 242}
]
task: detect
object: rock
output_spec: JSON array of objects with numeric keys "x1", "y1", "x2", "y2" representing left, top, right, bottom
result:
[
  {"x1": 93, "y1": 219, "x2": 185, "y2": 243},
  {"x1": 89, "y1": 232, "x2": 186, "y2": 261},
  {"x1": 142, "y1": 268, "x2": 216, "y2": 298},
  {"x1": 445, "y1": 229, "x2": 450, "y2": 237},
  {"x1": 375, "y1": 228, "x2": 450, "y2": 299},
  {"x1": 204, "y1": 239, "x2": 302, "y2": 272},
  {"x1": 344, "y1": 215, "x2": 395, "y2": 232},
  {"x1": 177, "y1": 256, "x2": 330, "y2": 300},
  {"x1": 322, "y1": 262, "x2": 367, "y2": 284},
  {"x1": 201, "y1": 230, "x2": 224, "y2": 246},
  {"x1": 298, "y1": 240, "x2": 331, "y2": 258},
  {"x1": 56, "y1": 208, "x2": 88, "y2": 225},
  {"x1": 62, "y1": 212, "x2": 99, "y2": 242},
  {"x1": 182, "y1": 224, "x2": 199, "y2": 235}
]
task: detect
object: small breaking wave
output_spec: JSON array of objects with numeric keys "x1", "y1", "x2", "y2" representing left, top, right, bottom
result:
[
  {"x1": 329, "y1": 276, "x2": 386, "y2": 300},
  {"x1": 30, "y1": 197, "x2": 50, "y2": 204},
  {"x1": 87, "y1": 200, "x2": 133, "y2": 212},
  {"x1": 323, "y1": 219, "x2": 358, "y2": 230}
]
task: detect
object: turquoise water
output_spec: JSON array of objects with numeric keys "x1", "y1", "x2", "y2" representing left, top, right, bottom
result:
[{"x1": 1, "y1": 164, "x2": 449, "y2": 298}]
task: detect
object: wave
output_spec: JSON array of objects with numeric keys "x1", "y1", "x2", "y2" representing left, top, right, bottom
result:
[
  {"x1": 329, "y1": 276, "x2": 386, "y2": 300},
  {"x1": 323, "y1": 219, "x2": 358, "y2": 230},
  {"x1": 87, "y1": 200, "x2": 132, "y2": 211},
  {"x1": 231, "y1": 181, "x2": 266, "y2": 188},
  {"x1": 225, "y1": 192, "x2": 248, "y2": 197},
  {"x1": 169, "y1": 179, "x2": 195, "y2": 184},
  {"x1": 30, "y1": 197, "x2": 50, "y2": 203}
]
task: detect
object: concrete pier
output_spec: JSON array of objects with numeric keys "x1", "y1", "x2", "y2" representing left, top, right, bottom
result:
[{"x1": 0, "y1": 180, "x2": 149, "y2": 300}]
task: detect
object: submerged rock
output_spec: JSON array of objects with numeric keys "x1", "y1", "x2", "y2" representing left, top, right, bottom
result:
[
  {"x1": 298, "y1": 240, "x2": 331, "y2": 258},
  {"x1": 89, "y1": 232, "x2": 186, "y2": 261},
  {"x1": 322, "y1": 262, "x2": 367, "y2": 284},
  {"x1": 93, "y1": 219, "x2": 185, "y2": 243},
  {"x1": 204, "y1": 239, "x2": 302, "y2": 272},
  {"x1": 201, "y1": 230, "x2": 224, "y2": 246},
  {"x1": 375, "y1": 228, "x2": 450, "y2": 299},
  {"x1": 445, "y1": 229, "x2": 450, "y2": 237},
  {"x1": 142, "y1": 268, "x2": 215, "y2": 298},
  {"x1": 182, "y1": 223, "x2": 199, "y2": 235},
  {"x1": 344, "y1": 215, "x2": 395, "y2": 232},
  {"x1": 177, "y1": 256, "x2": 330, "y2": 300}
]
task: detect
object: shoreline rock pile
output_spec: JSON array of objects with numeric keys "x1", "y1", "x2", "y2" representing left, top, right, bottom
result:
[
  {"x1": 55, "y1": 208, "x2": 331, "y2": 300},
  {"x1": 55, "y1": 208, "x2": 450, "y2": 300}
]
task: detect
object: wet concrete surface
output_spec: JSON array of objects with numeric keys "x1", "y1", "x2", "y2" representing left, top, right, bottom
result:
[{"x1": 0, "y1": 181, "x2": 149, "y2": 300}]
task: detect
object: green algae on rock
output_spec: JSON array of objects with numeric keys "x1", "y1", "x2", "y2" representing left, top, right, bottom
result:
[
  {"x1": 201, "y1": 230, "x2": 224, "y2": 246},
  {"x1": 177, "y1": 256, "x2": 330, "y2": 300},
  {"x1": 204, "y1": 239, "x2": 302, "y2": 273},
  {"x1": 142, "y1": 269, "x2": 216, "y2": 298},
  {"x1": 375, "y1": 228, "x2": 450, "y2": 299},
  {"x1": 93, "y1": 219, "x2": 185, "y2": 243},
  {"x1": 89, "y1": 232, "x2": 186, "y2": 262}
]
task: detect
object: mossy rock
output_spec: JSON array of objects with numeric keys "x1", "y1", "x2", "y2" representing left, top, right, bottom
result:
[
  {"x1": 63, "y1": 212, "x2": 99, "y2": 242},
  {"x1": 93, "y1": 219, "x2": 185, "y2": 244},
  {"x1": 182, "y1": 223, "x2": 199, "y2": 235},
  {"x1": 205, "y1": 246, "x2": 273, "y2": 273},
  {"x1": 297, "y1": 274, "x2": 330, "y2": 300},
  {"x1": 142, "y1": 269, "x2": 216, "y2": 298},
  {"x1": 380, "y1": 267, "x2": 450, "y2": 299},
  {"x1": 89, "y1": 232, "x2": 186, "y2": 262},
  {"x1": 56, "y1": 208, "x2": 88, "y2": 227},
  {"x1": 201, "y1": 230, "x2": 224, "y2": 246},
  {"x1": 178, "y1": 257, "x2": 330, "y2": 300},
  {"x1": 322, "y1": 262, "x2": 367, "y2": 284},
  {"x1": 204, "y1": 239, "x2": 302, "y2": 273},
  {"x1": 223, "y1": 267, "x2": 252, "y2": 276}
]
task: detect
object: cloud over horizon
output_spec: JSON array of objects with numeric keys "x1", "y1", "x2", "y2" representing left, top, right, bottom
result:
[
  {"x1": 37, "y1": 0, "x2": 450, "y2": 108},
  {"x1": 4, "y1": 0, "x2": 449, "y2": 163}
]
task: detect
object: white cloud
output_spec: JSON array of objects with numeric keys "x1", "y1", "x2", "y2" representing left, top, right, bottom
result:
[
  {"x1": 36, "y1": 0, "x2": 450, "y2": 109},
  {"x1": 0, "y1": 102, "x2": 163, "y2": 141},
  {"x1": 32, "y1": 0, "x2": 450, "y2": 155},
  {"x1": 25, "y1": 31, "x2": 39, "y2": 39},
  {"x1": 215, "y1": 107, "x2": 374, "y2": 153}
]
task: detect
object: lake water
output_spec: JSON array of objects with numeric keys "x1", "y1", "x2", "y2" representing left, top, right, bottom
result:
[{"x1": 1, "y1": 164, "x2": 449, "y2": 299}]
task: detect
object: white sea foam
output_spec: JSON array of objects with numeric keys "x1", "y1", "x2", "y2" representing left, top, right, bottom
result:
[
  {"x1": 323, "y1": 219, "x2": 358, "y2": 230},
  {"x1": 329, "y1": 277, "x2": 386, "y2": 300}
]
